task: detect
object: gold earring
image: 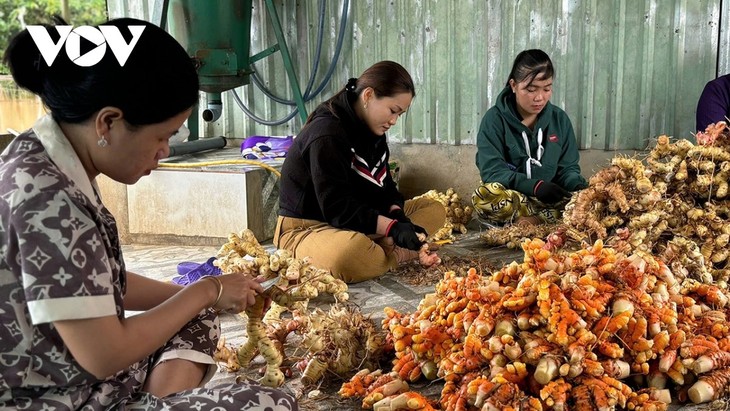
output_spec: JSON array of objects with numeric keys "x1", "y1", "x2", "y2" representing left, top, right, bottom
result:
[
  {"x1": 98, "y1": 135, "x2": 108, "y2": 147},
  {"x1": 364, "y1": 102, "x2": 368, "y2": 109}
]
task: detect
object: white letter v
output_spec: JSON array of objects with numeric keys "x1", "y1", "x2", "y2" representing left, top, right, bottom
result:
[
  {"x1": 100, "y1": 26, "x2": 146, "y2": 66},
  {"x1": 27, "y1": 26, "x2": 73, "y2": 66}
]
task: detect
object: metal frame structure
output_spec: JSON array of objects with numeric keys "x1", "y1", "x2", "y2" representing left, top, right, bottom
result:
[{"x1": 153, "y1": 0, "x2": 308, "y2": 140}]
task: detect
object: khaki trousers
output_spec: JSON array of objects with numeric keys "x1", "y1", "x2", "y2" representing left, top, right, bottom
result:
[{"x1": 273, "y1": 197, "x2": 446, "y2": 283}]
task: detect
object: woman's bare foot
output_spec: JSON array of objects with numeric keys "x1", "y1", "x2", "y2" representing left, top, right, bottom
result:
[
  {"x1": 380, "y1": 236, "x2": 396, "y2": 254},
  {"x1": 394, "y1": 246, "x2": 418, "y2": 264},
  {"x1": 418, "y1": 244, "x2": 441, "y2": 267},
  {"x1": 515, "y1": 215, "x2": 542, "y2": 226},
  {"x1": 392, "y1": 238, "x2": 441, "y2": 267}
]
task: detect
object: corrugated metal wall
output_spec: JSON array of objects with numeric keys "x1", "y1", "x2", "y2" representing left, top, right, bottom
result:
[{"x1": 109, "y1": 0, "x2": 723, "y2": 150}]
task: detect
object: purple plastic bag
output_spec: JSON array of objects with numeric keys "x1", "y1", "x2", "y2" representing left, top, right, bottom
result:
[
  {"x1": 240, "y1": 135, "x2": 293, "y2": 160},
  {"x1": 171, "y1": 257, "x2": 222, "y2": 286}
]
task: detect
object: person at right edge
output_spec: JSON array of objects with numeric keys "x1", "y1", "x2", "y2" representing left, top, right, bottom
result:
[
  {"x1": 696, "y1": 72, "x2": 730, "y2": 133},
  {"x1": 472, "y1": 49, "x2": 588, "y2": 226}
]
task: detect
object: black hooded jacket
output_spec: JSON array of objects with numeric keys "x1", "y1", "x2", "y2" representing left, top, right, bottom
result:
[{"x1": 278, "y1": 91, "x2": 404, "y2": 234}]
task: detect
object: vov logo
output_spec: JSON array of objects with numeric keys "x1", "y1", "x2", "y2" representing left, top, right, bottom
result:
[{"x1": 27, "y1": 25, "x2": 145, "y2": 67}]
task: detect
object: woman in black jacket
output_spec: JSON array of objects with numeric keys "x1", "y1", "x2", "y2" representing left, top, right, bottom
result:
[{"x1": 275, "y1": 61, "x2": 445, "y2": 283}]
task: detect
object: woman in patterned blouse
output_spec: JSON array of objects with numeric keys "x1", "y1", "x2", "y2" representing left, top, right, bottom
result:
[{"x1": 0, "y1": 16, "x2": 297, "y2": 410}]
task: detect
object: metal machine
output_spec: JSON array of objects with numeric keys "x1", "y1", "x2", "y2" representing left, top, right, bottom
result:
[{"x1": 153, "y1": 0, "x2": 331, "y2": 142}]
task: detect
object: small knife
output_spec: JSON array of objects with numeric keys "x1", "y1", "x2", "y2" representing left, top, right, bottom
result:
[{"x1": 259, "y1": 277, "x2": 280, "y2": 292}]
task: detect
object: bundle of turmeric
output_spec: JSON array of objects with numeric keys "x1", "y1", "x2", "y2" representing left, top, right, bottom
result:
[
  {"x1": 212, "y1": 228, "x2": 350, "y2": 387},
  {"x1": 561, "y1": 124, "x2": 730, "y2": 284}
]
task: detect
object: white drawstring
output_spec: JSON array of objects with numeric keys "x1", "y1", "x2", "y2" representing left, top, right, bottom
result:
[{"x1": 521, "y1": 128, "x2": 544, "y2": 179}]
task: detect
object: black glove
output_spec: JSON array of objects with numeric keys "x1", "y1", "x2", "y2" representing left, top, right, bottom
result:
[
  {"x1": 388, "y1": 208, "x2": 411, "y2": 223},
  {"x1": 389, "y1": 209, "x2": 428, "y2": 236},
  {"x1": 413, "y1": 224, "x2": 428, "y2": 236},
  {"x1": 534, "y1": 180, "x2": 571, "y2": 204},
  {"x1": 387, "y1": 221, "x2": 424, "y2": 251}
]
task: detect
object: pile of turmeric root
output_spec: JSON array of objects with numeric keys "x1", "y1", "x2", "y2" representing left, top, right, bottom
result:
[
  {"x1": 481, "y1": 222, "x2": 564, "y2": 250},
  {"x1": 484, "y1": 121, "x2": 730, "y2": 286},
  {"x1": 563, "y1": 121, "x2": 730, "y2": 285},
  {"x1": 484, "y1": 122, "x2": 730, "y2": 287},
  {"x1": 341, "y1": 237, "x2": 730, "y2": 409}
]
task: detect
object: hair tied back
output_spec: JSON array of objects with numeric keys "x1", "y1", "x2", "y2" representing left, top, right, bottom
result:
[{"x1": 345, "y1": 77, "x2": 357, "y2": 93}]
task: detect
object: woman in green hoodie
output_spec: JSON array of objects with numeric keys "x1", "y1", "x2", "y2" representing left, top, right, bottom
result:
[{"x1": 472, "y1": 49, "x2": 587, "y2": 225}]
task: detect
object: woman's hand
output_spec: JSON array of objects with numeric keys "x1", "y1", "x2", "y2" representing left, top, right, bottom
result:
[
  {"x1": 206, "y1": 274, "x2": 264, "y2": 313},
  {"x1": 533, "y1": 180, "x2": 571, "y2": 204},
  {"x1": 56, "y1": 273, "x2": 262, "y2": 379},
  {"x1": 387, "y1": 221, "x2": 426, "y2": 250}
]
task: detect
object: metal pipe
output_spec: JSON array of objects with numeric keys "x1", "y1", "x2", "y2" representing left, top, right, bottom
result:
[
  {"x1": 167, "y1": 136, "x2": 227, "y2": 158},
  {"x1": 202, "y1": 93, "x2": 223, "y2": 122}
]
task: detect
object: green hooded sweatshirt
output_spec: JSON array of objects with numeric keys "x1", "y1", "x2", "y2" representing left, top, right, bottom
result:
[{"x1": 475, "y1": 85, "x2": 587, "y2": 196}]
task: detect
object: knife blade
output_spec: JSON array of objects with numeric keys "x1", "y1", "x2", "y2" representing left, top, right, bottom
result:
[{"x1": 259, "y1": 277, "x2": 280, "y2": 292}]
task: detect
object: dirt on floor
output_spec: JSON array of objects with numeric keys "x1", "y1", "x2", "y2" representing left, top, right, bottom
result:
[{"x1": 391, "y1": 253, "x2": 501, "y2": 287}]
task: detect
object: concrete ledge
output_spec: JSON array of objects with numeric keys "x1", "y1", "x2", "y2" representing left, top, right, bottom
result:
[
  {"x1": 98, "y1": 146, "x2": 279, "y2": 245},
  {"x1": 389, "y1": 143, "x2": 637, "y2": 201}
]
